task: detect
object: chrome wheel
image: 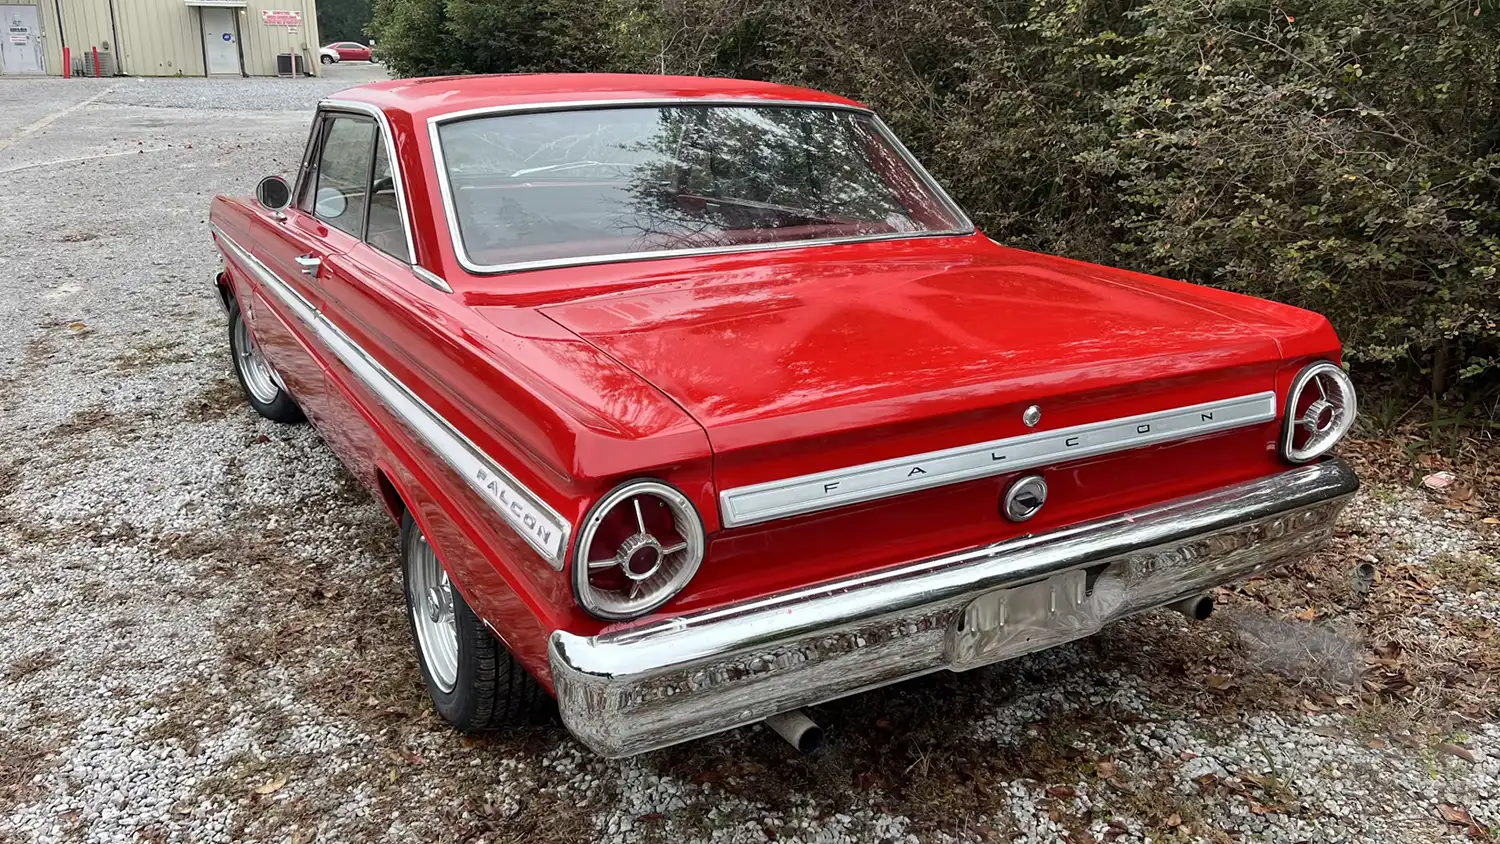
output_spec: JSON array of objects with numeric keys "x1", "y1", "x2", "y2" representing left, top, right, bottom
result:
[
  {"x1": 233, "y1": 316, "x2": 284, "y2": 405},
  {"x1": 406, "y1": 527, "x2": 458, "y2": 693}
]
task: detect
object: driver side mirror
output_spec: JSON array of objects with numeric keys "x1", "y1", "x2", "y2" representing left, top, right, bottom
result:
[{"x1": 256, "y1": 175, "x2": 292, "y2": 211}]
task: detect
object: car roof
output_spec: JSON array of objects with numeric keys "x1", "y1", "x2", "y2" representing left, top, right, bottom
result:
[{"x1": 325, "y1": 73, "x2": 869, "y2": 122}]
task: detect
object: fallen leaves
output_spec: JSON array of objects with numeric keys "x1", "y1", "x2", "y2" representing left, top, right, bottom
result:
[
  {"x1": 1438, "y1": 803, "x2": 1489, "y2": 838},
  {"x1": 1204, "y1": 674, "x2": 1234, "y2": 691},
  {"x1": 251, "y1": 774, "x2": 287, "y2": 795},
  {"x1": 1438, "y1": 743, "x2": 1478, "y2": 764}
]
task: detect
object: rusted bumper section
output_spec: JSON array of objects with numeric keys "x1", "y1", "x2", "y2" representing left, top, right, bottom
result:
[{"x1": 549, "y1": 459, "x2": 1359, "y2": 757}]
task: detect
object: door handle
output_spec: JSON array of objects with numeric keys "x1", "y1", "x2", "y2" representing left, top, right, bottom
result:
[{"x1": 295, "y1": 254, "x2": 321, "y2": 276}]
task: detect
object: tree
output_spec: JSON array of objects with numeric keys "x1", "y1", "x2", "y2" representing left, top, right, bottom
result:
[
  {"x1": 317, "y1": 0, "x2": 373, "y2": 44},
  {"x1": 368, "y1": 0, "x2": 612, "y2": 77}
]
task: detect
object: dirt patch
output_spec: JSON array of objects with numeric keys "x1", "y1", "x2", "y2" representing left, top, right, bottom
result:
[
  {"x1": 183, "y1": 378, "x2": 246, "y2": 423},
  {"x1": 114, "y1": 339, "x2": 192, "y2": 372}
]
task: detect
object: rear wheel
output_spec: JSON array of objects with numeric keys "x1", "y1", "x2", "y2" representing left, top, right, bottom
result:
[
  {"x1": 400, "y1": 511, "x2": 550, "y2": 728},
  {"x1": 228, "y1": 298, "x2": 303, "y2": 423}
]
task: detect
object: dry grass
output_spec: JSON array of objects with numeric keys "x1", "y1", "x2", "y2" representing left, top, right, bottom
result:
[
  {"x1": 0, "y1": 733, "x2": 51, "y2": 809},
  {"x1": 4, "y1": 650, "x2": 59, "y2": 683}
]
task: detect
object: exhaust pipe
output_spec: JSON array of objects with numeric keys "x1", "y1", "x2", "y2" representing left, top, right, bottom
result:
[
  {"x1": 764, "y1": 709, "x2": 825, "y2": 758},
  {"x1": 1168, "y1": 593, "x2": 1214, "y2": 621}
]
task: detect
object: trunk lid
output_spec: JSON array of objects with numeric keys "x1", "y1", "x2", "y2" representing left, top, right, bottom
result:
[{"x1": 539, "y1": 242, "x2": 1286, "y2": 505}]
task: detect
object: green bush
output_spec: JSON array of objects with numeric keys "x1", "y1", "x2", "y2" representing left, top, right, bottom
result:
[
  {"x1": 368, "y1": 0, "x2": 610, "y2": 77},
  {"x1": 372, "y1": 0, "x2": 1500, "y2": 398}
]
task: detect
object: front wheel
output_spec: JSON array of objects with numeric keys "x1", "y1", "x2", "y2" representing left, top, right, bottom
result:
[
  {"x1": 320, "y1": 55, "x2": 335, "y2": 65},
  {"x1": 401, "y1": 512, "x2": 550, "y2": 729},
  {"x1": 228, "y1": 298, "x2": 303, "y2": 423}
]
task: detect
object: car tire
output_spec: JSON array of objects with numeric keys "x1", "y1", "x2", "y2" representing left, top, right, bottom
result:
[
  {"x1": 227, "y1": 297, "x2": 303, "y2": 424},
  {"x1": 400, "y1": 511, "x2": 552, "y2": 729},
  {"x1": 320, "y1": 55, "x2": 334, "y2": 64}
]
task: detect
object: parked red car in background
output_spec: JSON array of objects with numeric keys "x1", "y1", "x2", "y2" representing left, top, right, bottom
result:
[{"x1": 324, "y1": 41, "x2": 372, "y2": 62}]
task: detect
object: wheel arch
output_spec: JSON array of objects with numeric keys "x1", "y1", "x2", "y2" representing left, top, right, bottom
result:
[
  {"x1": 215, "y1": 269, "x2": 235, "y2": 311},
  {"x1": 372, "y1": 464, "x2": 405, "y2": 522},
  {"x1": 378, "y1": 459, "x2": 530, "y2": 658}
]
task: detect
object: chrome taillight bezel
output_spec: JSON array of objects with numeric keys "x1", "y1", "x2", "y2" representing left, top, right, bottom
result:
[
  {"x1": 572, "y1": 479, "x2": 706, "y2": 621},
  {"x1": 1281, "y1": 361, "x2": 1357, "y2": 464}
]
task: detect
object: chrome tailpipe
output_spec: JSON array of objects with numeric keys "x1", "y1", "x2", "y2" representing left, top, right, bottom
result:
[
  {"x1": 1168, "y1": 593, "x2": 1215, "y2": 621},
  {"x1": 764, "y1": 709, "x2": 825, "y2": 758}
]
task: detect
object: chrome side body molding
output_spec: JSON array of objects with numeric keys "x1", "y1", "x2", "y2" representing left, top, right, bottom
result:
[
  {"x1": 214, "y1": 226, "x2": 570, "y2": 566},
  {"x1": 719, "y1": 392, "x2": 1279, "y2": 527}
]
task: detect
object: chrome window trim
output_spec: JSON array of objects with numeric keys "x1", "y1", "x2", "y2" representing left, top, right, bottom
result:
[
  {"x1": 291, "y1": 111, "x2": 323, "y2": 212},
  {"x1": 319, "y1": 99, "x2": 452, "y2": 294},
  {"x1": 213, "y1": 225, "x2": 570, "y2": 566},
  {"x1": 425, "y1": 98, "x2": 977, "y2": 276},
  {"x1": 719, "y1": 391, "x2": 1280, "y2": 528},
  {"x1": 412, "y1": 265, "x2": 450, "y2": 291}
]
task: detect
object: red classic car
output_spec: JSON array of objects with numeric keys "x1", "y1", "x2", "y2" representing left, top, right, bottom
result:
[
  {"x1": 209, "y1": 74, "x2": 1359, "y2": 757},
  {"x1": 321, "y1": 41, "x2": 373, "y2": 63}
]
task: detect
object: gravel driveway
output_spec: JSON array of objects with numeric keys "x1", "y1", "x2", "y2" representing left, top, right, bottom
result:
[{"x1": 2, "y1": 73, "x2": 1499, "y2": 844}]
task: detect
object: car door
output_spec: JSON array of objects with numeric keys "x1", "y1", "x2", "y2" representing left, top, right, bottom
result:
[
  {"x1": 240, "y1": 110, "x2": 379, "y2": 430},
  {"x1": 234, "y1": 116, "x2": 336, "y2": 418},
  {"x1": 301, "y1": 112, "x2": 430, "y2": 494}
]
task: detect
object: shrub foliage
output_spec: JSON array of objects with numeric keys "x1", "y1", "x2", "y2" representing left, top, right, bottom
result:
[{"x1": 372, "y1": 0, "x2": 1500, "y2": 396}]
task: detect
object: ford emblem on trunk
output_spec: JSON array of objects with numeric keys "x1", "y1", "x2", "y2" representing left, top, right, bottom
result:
[
  {"x1": 1003, "y1": 475, "x2": 1048, "y2": 522},
  {"x1": 1023, "y1": 405, "x2": 1042, "y2": 427}
]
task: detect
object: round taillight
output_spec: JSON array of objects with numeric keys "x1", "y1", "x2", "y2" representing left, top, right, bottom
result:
[
  {"x1": 1282, "y1": 361, "x2": 1357, "y2": 464},
  {"x1": 572, "y1": 480, "x2": 705, "y2": 621}
]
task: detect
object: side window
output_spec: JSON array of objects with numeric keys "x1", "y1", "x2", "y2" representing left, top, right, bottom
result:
[
  {"x1": 312, "y1": 116, "x2": 375, "y2": 237},
  {"x1": 366, "y1": 139, "x2": 411, "y2": 262}
]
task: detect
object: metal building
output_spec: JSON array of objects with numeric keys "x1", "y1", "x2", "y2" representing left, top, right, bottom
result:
[{"x1": 1, "y1": 0, "x2": 321, "y2": 77}]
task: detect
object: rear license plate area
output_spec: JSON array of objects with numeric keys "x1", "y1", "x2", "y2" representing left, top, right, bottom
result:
[{"x1": 946, "y1": 569, "x2": 1100, "y2": 671}]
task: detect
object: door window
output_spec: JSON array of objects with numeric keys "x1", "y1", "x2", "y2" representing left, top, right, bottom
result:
[
  {"x1": 312, "y1": 116, "x2": 375, "y2": 237},
  {"x1": 366, "y1": 140, "x2": 411, "y2": 262}
]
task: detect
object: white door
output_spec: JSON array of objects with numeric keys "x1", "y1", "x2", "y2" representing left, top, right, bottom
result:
[
  {"x1": 201, "y1": 7, "x2": 240, "y2": 75},
  {"x1": 0, "y1": 5, "x2": 45, "y2": 75}
]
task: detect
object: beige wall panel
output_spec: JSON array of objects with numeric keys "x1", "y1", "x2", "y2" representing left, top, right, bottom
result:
[
  {"x1": 241, "y1": 0, "x2": 317, "y2": 76},
  {"x1": 52, "y1": 0, "x2": 119, "y2": 73},
  {"x1": 114, "y1": 0, "x2": 201, "y2": 75}
]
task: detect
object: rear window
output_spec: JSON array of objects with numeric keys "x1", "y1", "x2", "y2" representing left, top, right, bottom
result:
[{"x1": 434, "y1": 104, "x2": 969, "y2": 270}]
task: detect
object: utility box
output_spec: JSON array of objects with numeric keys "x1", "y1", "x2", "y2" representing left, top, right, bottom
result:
[
  {"x1": 275, "y1": 52, "x2": 308, "y2": 77},
  {"x1": 76, "y1": 49, "x2": 116, "y2": 77}
]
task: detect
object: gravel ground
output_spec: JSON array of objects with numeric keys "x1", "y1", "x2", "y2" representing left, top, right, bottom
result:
[{"x1": 2, "y1": 74, "x2": 1500, "y2": 844}]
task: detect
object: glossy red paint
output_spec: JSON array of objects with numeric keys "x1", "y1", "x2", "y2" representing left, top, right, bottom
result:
[{"x1": 209, "y1": 74, "x2": 1346, "y2": 692}]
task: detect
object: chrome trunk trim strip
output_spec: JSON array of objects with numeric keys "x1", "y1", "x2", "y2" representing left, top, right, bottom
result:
[
  {"x1": 550, "y1": 458, "x2": 1358, "y2": 757},
  {"x1": 213, "y1": 225, "x2": 570, "y2": 566},
  {"x1": 719, "y1": 391, "x2": 1279, "y2": 527}
]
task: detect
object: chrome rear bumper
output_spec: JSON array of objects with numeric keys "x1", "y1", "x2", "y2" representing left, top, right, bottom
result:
[{"x1": 549, "y1": 459, "x2": 1358, "y2": 757}]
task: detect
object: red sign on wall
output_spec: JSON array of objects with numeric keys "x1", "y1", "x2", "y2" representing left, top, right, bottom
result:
[{"x1": 260, "y1": 10, "x2": 302, "y2": 25}]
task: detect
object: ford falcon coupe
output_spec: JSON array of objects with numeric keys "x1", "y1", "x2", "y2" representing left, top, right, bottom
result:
[{"x1": 208, "y1": 74, "x2": 1359, "y2": 757}]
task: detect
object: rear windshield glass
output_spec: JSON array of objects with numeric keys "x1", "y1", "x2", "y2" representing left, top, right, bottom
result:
[{"x1": 435, "y1": 105, "x2": 968, "y2": 269}]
